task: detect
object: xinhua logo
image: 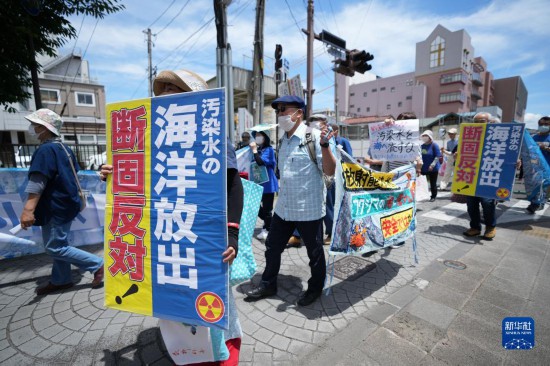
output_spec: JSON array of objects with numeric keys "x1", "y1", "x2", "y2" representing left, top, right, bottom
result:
[{"x1": 502, "y1": 317, "x2": 535, "y2": 350}]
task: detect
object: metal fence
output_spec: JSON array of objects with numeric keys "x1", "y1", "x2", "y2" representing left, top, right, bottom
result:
[{"x1": 0, "y1": 144, "x2": 107, "y2": 170}]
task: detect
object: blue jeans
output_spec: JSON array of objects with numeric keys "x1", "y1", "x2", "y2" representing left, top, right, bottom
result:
[
  {"x1": 41, "y1": 221, "x2": 103, "y2": 285},
  {"x1": 466, "y1": 196, "x2": 496, "y2": 230},
  {"x1": 324, "y1": 184, "x2": 335, "y2": 236}
]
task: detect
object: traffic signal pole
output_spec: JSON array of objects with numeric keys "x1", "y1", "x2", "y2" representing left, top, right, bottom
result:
[{"x1": 305, "y1": 0, "x2": 314, "y2": 118}]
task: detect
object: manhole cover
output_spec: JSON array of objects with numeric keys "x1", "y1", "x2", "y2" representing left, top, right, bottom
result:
[
  {"x1": 332, "y1": 256, "x2": 376, "y2": 281},
  {"x1": 443, "y1": 260, "x2": 467, "y2": 270}
]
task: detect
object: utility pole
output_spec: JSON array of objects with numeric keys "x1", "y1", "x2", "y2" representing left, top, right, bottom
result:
[
  {"x1": 305, "y1": 0, "x2": 314, "y2": 118},
  {"x1": 144, "y1": 28, "x2": 154, "y2": 97},
  {"x1": 214, "y1": 0, "x2": 235, "y2": 142},
  {"x1": 251, "y1": 0, "x2": 265, "y2": 125}
]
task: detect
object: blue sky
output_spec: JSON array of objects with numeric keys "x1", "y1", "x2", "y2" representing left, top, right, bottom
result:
[{"x1": 63, "y1": 0, "x2": 549, "y2": 128}]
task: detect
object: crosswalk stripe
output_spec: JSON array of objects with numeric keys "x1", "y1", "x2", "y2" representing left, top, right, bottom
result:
[
  {"x1": 498, "y1": 200, "x2": 549, "y2": 224},
  {"x1": 420, "y1": 202, "x2": 468, "y2": 221}
]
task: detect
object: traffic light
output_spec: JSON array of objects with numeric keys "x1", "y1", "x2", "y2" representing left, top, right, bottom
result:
[
  {"x1": 333, "y1": 56, "x2": 354, "y2": 77},
  {"x1": 275, "y1": 44, "x2": 282, "y2": 71},
  {"x1": 350, "y1": 49, "x2": 374, "y2": 74}
]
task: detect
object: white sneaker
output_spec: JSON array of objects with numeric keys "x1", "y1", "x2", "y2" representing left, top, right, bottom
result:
[{"x1": 256, "y1": 229, "x2": 268, "y2": 241}]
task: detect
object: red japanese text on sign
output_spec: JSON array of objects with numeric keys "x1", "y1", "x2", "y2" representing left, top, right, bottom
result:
[{"x1": 111, "y1": 106, "x2": 147, "y2": 151}]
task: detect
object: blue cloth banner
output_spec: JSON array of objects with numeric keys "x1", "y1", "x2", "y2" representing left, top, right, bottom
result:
[
  {"x1": 521, "y1": 130, "x2": 550, "y2": 203},
  {"x1": 0, "y1": 169, "x2": 105, "y2": 260}
]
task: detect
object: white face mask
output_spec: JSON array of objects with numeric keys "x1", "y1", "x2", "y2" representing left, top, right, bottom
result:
[
  {"x1": 28, "y1": 124, "x2": 43, "y2": 139},
  {"x1": 422, "y1": 136, "x2": 431, "y2": 143},
  {"x1": 310, "y1": 121, "x2": 321, "y2": 130},
  {"x1": 277, "y1": 110, "x2": 299, "y2": 132},
  {"x1": 255, "y1": 136, "x2": 264, "y2": 145}
]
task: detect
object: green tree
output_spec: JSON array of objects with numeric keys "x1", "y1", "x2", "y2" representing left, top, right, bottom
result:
[{"x1": 0, "y1": 0, "x2": 125, "y2": 111}]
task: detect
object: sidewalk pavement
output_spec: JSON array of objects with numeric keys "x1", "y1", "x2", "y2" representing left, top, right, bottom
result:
[{"x1": 0, "y1": 190, "x2": 548, "y2": 365}]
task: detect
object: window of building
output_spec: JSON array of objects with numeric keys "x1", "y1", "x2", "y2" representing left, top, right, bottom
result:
[
  {"x1": 372, "y1": 88, "x2": 377, "y2": 92},
  {"x1": 40, "y1": 88, "x2": 60, "y2": 104},
  {"x1": 398, "y1": 102, "x2": 402, "y2": 107},
  {"x1": 363, "y1": 92, "x2": 368, "y2": 97},
  {"x1": 350, "y1": 92, "x2": 355, "y2": 97},
  {"x1": 406, "y1": 96, "x2": 412, "y2": 100},
  {"x1": 357, "y1": 107, "x2": 361, "y2": 113},
  {"x1": 439, "y1": 91, "x2": 464, "y2": 103},
  {"x1": 97, "y1": 135, "x2": 106, "y2": 144},
  {"x1": 349, "y1": 104, "x2": 355, "y2": 108},
  {"x1": 440, "y1": 72, "x2": 467, "y2": 84},
  {"x1": 380, "y1": 87, "x2": 386, "y2": 91},
  {"x1": 75, "y1": 92, "x2": 95, "y2": 107},
  {"x1": 77, "y1": 134, "x2": 96, "y2": 144},
  {"x1": 390, "y1": 87, "x2": 395, "y2": 93},
  {"x1": 366, "y1": 107, "x2": 370, "y2": 112},
  {"x1": 62, "y1": 135, "x2": 77, "y2": 144},
  {"x1": 406, "y1": 79, "x2": 414, "y2": 86},
  {"x1": 386, "y1": 104, "x2": 391, "y2": 110},
  {"x1": 430, "y1": 36, "x2": 445, "y2": 68}
]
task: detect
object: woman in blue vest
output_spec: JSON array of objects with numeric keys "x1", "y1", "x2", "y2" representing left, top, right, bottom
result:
[{"x1": 248, "y1": 130, "x2": 279, "y2": 241}]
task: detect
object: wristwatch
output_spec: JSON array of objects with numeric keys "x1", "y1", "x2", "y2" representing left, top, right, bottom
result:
[{"x1": 320, "y1": 142, "x2": 329, "y2": 148}]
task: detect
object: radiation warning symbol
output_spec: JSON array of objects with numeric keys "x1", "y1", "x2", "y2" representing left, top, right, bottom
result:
[
  {"x1": 496, "y1": 187, "x2": 510, "y2": 199},
  {"x1": 195, "y1": 292, "x2": 225, "y2": 323}
]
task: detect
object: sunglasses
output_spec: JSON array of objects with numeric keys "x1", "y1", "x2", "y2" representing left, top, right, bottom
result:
[{"x1": 275, "y1": 105, "x2": 299, "y2": 113}]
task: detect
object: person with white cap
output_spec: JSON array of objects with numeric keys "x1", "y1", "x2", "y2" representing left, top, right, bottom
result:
[
  {"x1": 420, "y1": 129, "x2": 442, "y2": 202},
  {"x1": 20, "y1": 108, "x2": 104, "y2": 295},
  {"x1": 439, "y1": 127, "x2": 458, "y2": 190},
  {"x1": 101, "y1": 69, "x2": 244, "y2": 364}
]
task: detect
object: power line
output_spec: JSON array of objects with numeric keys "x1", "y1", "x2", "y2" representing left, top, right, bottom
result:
[
  {"x1": 352, "y1": 0, "x2": 374, "y2": 45},
  {"x1": 155, "y1": 16, "x2": 215, "y2": 68},
  {"x1": 283, "y1": 0, "x2": 306, "y2": 40},
  {"x1": 60, "y1": 18, "x2": 100, "y2": 116},
  {"x1": 155, "y1": 0, "x2": 191, "y2": 35},
  {"x1": 327, "y1": 0, "x2": 341, "y2": 36},
  {"x1": 148, "y1": 0, "x2": 176, "y2": 29},
  {"x1": 53, "y1": 15, "x2": 86, "y2": 115}
]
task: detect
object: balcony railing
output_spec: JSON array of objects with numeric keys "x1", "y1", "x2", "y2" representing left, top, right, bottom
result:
[{"x1": 471, "y1": 73, "x2": 483, "y2": 86}]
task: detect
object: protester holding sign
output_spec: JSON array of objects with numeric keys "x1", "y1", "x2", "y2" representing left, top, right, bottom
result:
[
  {"x1": 245, "y1": 95, "x2": 336, "y2": 307},
  {"x1": 249, "y1": 130, "x2": 278, "y2": 241},
  {"x1": 420, "y1": 130, "x2": 442, "y2": 202},
  {"x1": 526, "y1": 116, "x2": 550, "y2": 213},
  {"x1": 101, "y1": 69, "x2": 244, "y2": 365},
  {"x1": 21, "y1": 109, "x2": 104, "y2": 295}
]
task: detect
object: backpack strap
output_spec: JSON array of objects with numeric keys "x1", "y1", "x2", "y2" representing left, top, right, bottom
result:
[{"x1": 304, "y1": 127, "x2": 317, "y2": 166}]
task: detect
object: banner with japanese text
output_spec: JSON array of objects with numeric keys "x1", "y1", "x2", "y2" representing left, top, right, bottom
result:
[
  {"x1": 105, "y1": 89, "x2": 228, "y2": 330},
  {"x1": 451, "y1": 123, "x2": 524, "y2": 201},
  {"x1": 368, "y1": 119, "x2": 420, "y2": 161},
  {"x1": 0, "y1": 169, "x2": 105, "y2": 260},
  {"x1": 329, "y1": 148, "x2": 417, "y2": 256}
]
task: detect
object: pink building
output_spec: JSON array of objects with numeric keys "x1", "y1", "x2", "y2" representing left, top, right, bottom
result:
[{"x1": 337, "y1": 25, "x2": 527, "y2": 122}]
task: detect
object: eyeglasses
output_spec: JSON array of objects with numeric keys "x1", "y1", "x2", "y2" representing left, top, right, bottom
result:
[{"x1": 275, "y1": 105, "x2": 298, "y2": 113}]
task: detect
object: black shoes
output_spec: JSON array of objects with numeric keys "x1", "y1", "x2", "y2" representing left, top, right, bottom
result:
[
  {"x1": 526, "y1": 203, "x2": 543, "y2": 214},
  {"x1": 429, "y1": 197, "x2": 436, "y2": 202},
  {"x1": 245, "y1": 285, "x2": 277, "y2": 300},
  {"x1": 297, "y1": 290, "x2": 322, "y2": 306}
]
